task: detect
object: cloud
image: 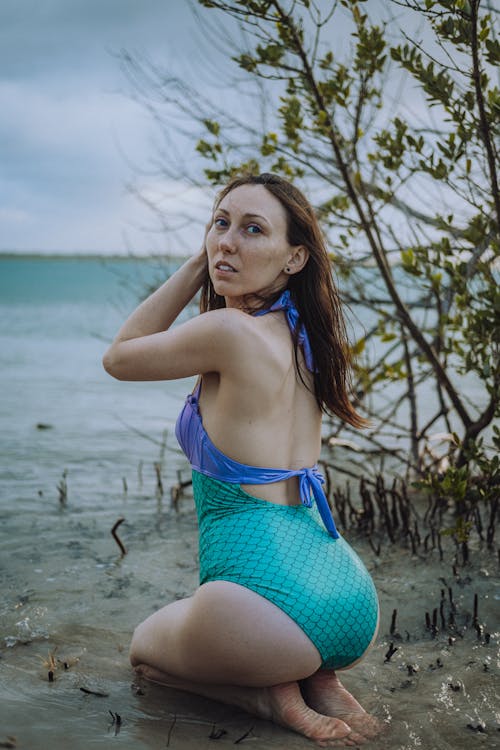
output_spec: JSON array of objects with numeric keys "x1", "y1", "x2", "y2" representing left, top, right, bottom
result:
[
  {"x1": 0, "y1": 207, "x2": 31, "y2": 224},
  {"x1": 0, "y1": 175, "x2": 214, "y2": 255},
  {"x1": 0, "y1": 1, "x2": 214, "y2": 254}
]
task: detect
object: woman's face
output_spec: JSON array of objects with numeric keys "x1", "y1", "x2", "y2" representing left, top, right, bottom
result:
[{"x1": 205, "y1": 184, "x2": 295, "y2": 308}]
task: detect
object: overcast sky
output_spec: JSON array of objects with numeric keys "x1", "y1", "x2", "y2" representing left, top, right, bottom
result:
[
  {"x1": 0, "y1": 0, "x2": 225, "y2": 254},
  {"x1": 0, "y1": 0, "x2": 422, "y2": 257}
]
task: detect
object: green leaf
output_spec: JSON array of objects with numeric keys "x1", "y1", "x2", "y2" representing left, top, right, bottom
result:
[
  {"x1": 202, "y1": 119, "x2": 220, "y2": 136},
  {"x1": 485, "y1": 38, "x2": 500, "y2": 64},
  {"x1": 352, "y1": 337, "x2": 366, "y2": 355}
]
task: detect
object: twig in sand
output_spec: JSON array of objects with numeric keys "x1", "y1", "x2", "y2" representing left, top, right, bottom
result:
[
  {"x1": 390, "y1": 609, "x2": 398, "y2": 636},
  {"x1": 431, "y1": 608, "x2": 438, "y2": 637},
  {"x1": 166, "y1": 715, "x2": 177, "y2": 747},
  {"x1": 368, "y1": 538, "x2": 381, "y2": 556},
  {"x1": 384, "y1": 643, "x2": 398, "y2": 662},
  {"x1": 158, "y1": 428, "x2": 168, "y2": 465},
  {"x1": 109, "y1": 711, "x2": 122, "y2": 736},
  {"x1": 80, "y1": 686, "x2": 109, "y2": 697},
  {"x1": 208, "y1": 725, "x2": 227, "y2": 740},
  {"x1": 466, "y1": 722, "x2": 486, "y2": 733},
  {"x1": 448, "y1": 587, "x2": 456, "y2": 612},
  {"x1": 171, "y1": 484, "x2": 180, "y2": 510},
  {"x1": 234, "y1": 726, "x2": 255, "y2": 744},
  {"x1": 154, "y1": 462, "x2": 163, "y2": 496},
  {"x1": 57, "y1": 470, "x2": 68, "y2": 506},
  {"x1": 111, "y1": 518, "x2": 127, "y2": 556},
  {"x1": 38, "y1": 647, "x2": 80, "y2": 681},
  {"x1": 473, "y1": 593, "x2": 479, "y2": 626},
  {"x1": 440, "y1": 599, "x2": 446, "y2": 629},
  {"x1": 170, "y1": 472, "x2": 193, "y2": 510},
  {"x1": 39, "y1": 648, "x2": 58, "y2": 681}
]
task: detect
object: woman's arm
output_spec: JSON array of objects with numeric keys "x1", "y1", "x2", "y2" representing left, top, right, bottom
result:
[
  {"x1": 102, "y1": 305, "x2": 249, "y2": 382},
  {"x1": 102, "y1": 243, "x2": 254, "y2": 383},
  {"x1": 102, "y1": 245, "x2": 209, "y2": 378},
  {"x1": 107, "y1": 250, "x2": 208, "y2": 344}
]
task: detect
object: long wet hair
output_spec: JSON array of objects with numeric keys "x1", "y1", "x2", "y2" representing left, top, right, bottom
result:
[{"x1": 200, "y1": 172, "x2": 366, "y2": 428}]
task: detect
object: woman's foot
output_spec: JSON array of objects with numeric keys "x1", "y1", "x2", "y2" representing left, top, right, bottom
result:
[
  {"x1": 134, "y1": 664, "x2": 365, "y2": 746},
  {"x1": 302, "y1": 670, "x2": 384, "y2": 740},
  {"x1": 266, "y1": 681, "x2": 366, "y2": 746}
]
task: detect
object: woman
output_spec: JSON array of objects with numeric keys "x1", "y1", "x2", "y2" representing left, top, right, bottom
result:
[{"x1": 103, "y1": 173, "x2": 381, "y2": 746}]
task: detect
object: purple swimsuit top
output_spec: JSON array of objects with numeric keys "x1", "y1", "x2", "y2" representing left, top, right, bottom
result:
[{"x1": 174, "y1": 290, "x2": 339, "y2": 539}]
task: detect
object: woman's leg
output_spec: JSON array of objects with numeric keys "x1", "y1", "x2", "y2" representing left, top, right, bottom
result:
[
  {"x1": 130, "y1": 581, "x2": 367, "y2": 745},
  {"x1": 130, "y1": 580, "x2": 321, "y2": 686}
]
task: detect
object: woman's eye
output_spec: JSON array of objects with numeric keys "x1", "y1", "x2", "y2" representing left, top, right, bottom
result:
[
  {"x1": 214, "y1": 217, "x2": 228, "y2": 228},
  {"x1": 247, "y1": 224, "x2": 261, "y2": 234}
]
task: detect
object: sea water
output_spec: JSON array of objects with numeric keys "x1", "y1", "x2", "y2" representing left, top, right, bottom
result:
[{"x1": 0, "y1": 255, "x2": 194, "y2": 503}]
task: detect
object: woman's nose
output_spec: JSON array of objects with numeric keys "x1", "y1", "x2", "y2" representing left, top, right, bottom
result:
[{"x1": 218, "y1": 226, "x2": 237, "y2": 253}]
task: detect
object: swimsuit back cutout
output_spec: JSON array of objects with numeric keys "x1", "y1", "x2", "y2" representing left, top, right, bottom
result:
[{"x1": 175, "y1": 290, "x2": 339, "y2": 539}]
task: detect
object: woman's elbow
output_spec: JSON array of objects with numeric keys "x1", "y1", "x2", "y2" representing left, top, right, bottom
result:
[{"x1": 102, "y1": 346, "x2": 125, "y2": 380}]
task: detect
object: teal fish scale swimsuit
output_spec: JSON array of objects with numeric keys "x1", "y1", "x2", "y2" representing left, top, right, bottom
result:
[{"x1": 175, "y1": 291, "x2": 379, "y2": 670}]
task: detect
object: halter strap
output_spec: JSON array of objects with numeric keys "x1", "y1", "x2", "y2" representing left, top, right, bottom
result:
[{"x1": 254, "y1": 290, "x2": 315, "y2": 372}]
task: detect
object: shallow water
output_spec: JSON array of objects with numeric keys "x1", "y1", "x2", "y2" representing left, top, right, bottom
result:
[{"x1": 1, "y1": 256, "x2": 498, "y2": 749}]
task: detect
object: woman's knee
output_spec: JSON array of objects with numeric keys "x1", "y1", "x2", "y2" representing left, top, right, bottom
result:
[
  {"x1": 128, "y1": 598, "x2": 195, "y2": 671},
  {"x1": 129, "y1": 619, "x2": 150, "y2": 667}
]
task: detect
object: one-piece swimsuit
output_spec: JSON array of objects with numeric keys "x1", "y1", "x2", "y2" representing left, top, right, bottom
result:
[{"x1": 175, "y1": 290, "x2": 379, "y2": 668}]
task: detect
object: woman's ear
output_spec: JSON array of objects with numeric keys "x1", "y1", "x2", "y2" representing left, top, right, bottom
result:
[{"x1": 285, "y1": 245, "x2": 309, "y2": 275}]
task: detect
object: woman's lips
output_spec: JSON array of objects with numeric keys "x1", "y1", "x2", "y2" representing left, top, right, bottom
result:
[{"x1": 215, "y1": 261, "x2": 237, "y2": 273}]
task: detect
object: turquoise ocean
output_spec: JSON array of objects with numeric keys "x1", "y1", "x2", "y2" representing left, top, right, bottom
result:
[{"x1": 0, "y1": 254, "x2": 194, "y2": 509}]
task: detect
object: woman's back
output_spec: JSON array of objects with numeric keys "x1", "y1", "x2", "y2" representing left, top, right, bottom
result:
[{"x1": 188, "y1": 305, "x2": 322, "y2": 506}]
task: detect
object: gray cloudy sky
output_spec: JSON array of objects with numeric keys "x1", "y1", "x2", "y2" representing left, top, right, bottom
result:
[
  {"x1": 0, "y1": 0, "x2": 220, "y2": 254},
  {"x1": 0, "y1": 0, "x2": 421, "y2": 256}
]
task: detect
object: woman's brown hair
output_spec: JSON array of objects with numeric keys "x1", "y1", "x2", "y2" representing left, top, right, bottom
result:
[{"x1": 200, "y1": 172, "x2": 366, "y2": 429}]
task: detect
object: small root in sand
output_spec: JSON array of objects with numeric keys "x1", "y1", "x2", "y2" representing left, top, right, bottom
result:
[
  {"x1": 166, "y1": 715, "x2": 176, "y2": 747},
  {"x1": 109, "y1": 711, "x2": 122, "y2": 736},
  {"x1": 111, "y1": 518, "x2": 127, "y2": 556},
  {"x1": 234, "y1": 726, "x2": 255, "y2": 744},
  {"x1": 80, "y1": 686, "x2": 109, "y2": 697},
  {"x1": 208, "y1": 725, "x2": 227, "y2": 740}
]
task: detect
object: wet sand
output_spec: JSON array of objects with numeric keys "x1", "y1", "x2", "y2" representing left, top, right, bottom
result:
[{"x1": 1, "y1": 460, "x2": 498, "y2": 750}]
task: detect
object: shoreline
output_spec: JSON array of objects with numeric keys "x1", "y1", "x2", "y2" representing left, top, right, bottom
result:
[{"x1": 0, "y1": 251, "x2": 184, "y2": 262}]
